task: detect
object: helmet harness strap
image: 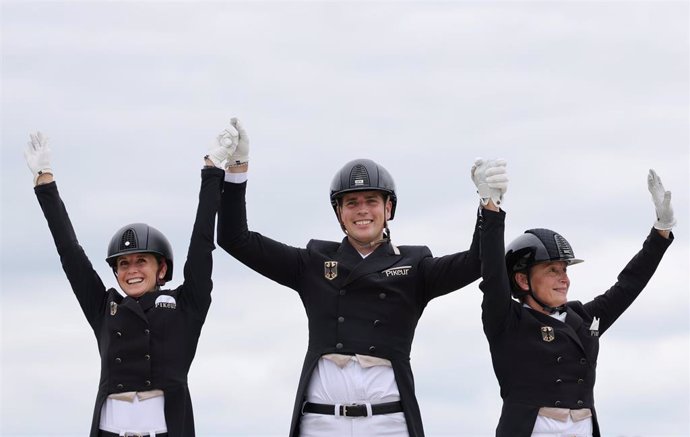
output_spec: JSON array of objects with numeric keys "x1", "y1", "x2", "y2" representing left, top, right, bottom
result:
[{"x1": 525, "y1": 270, "x2": 566, "y2": 314}]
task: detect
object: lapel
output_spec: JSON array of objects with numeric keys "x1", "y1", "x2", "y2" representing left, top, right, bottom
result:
[
  {"x1": 118, "y1": 292, "x2": 156, "y2": 324},
  {"x1": 561, "y1": 307, "x2": 586, "y2": 353},
  {"x1": 340, "y1": 239, "x2": 402, "y2": 287}
]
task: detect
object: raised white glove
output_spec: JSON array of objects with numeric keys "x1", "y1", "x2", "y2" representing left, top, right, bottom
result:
[
  {"x1": 226, "y1": 117, "x2": 249, "y2": 167},
  {"x1": 471, "y1": 158, "x2": 508, "y2": 206},
  {"x1": 24, "y1": 131, "x2": 53, "y2": 185},
  {"x1": 647, "y1": 169, "x2": 676, "y2": 230},
  {"x1": 206, "y1": 123, "x2": 240, "y2": 167}
]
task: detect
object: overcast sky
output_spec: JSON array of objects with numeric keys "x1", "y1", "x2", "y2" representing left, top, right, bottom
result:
[{"x1": 2, "y1": 1, "x2": 689, "y2": 436}]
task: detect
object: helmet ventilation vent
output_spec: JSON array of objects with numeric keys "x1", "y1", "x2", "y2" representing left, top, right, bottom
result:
[
  {"x1": 120, "y1": 229, "x2": 138, "y2": 251},
  {"x1": 554, "y1": 234, "x2": 573, "y2": 258},
  {"x1": 349, "y1": 165, "x2": 370, "y2": 188}
]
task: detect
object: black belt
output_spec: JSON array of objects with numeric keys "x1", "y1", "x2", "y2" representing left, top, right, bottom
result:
[
  {"x1": 302, "y1": 400, "x2": 403, "y2": 417},
  {"x1": 99, "y1": 431, "x2": 168, "y2": 437}
]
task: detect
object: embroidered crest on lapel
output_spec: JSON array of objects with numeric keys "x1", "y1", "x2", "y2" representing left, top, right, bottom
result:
[
  {"x1": 324, "y1": 261, "x2": 338, "y2": 280},
  {"x1": 541, "y1": 326, "x2": 555, "y2": 342}
]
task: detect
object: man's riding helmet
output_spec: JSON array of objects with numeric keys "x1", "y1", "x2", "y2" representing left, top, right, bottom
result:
[
  {"x1": 106, "y1": 223, "x2": 174, "y2": 282},
  {"x1": 505, "y1": 228, "x2": 583, "y2": 298},
  {"x1": 329, "y1": 158, "x2": 397, "y2": 219}
]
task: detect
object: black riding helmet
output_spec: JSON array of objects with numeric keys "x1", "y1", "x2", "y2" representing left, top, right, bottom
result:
[
  {"x1": 329, "y1": 158, "x2": 397, "y2": 220},
  {"x1": 505, "y1": 228, "x2": 583, "y2": 299},
  {"x1": 106, "y1": 223, "x2": 174, "y2": 282}
]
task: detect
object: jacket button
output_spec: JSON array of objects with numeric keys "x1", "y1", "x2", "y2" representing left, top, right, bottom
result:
[
  {"x1": 145, "y1": 380, "x2": 151, "y2": 386},
  {"x1": 369, "y1": 346, "x2": 376, "y2": 353},
  {"x1": 555, "y1": 379, "x2": 562, "y2": 384},
  {"x1": 145, "y1": 354, "x2": 151, "y2": 360},
  {"x1": 115, "y1": 331, "x2": 122, "y2": 338},
  {"x1": 577, "y1": 378, "x2": 584, "y2": 384},
  {"x1": 379, "y1": 292, "x2": 386, "y2": 299},
  {"x1": 577, "y1": 400, "x2": 584, "y2": 407},
  {"x1": 337, "y1": 316, "x2": 345, "y2": 323},
  {"x1": 144, "y1": 329, "x2": 150, "y2": 335},
  {"x1": 556, "y1": 356, "x2": 562, "y2": 363},
  {"x1": 373, "y1": 320, "x2": 381, "y2": 327},
  {"x1": 554, "y1": 401, "x2": 561, "y2": 407},
  {"x1": 580, "y1": 358, "x2": 587, "y2": 365},
  {"x1": 336, "y1": 343, "x2": 343, "y2": 349},
  {"x1": 116, "y1": 384, "x2": 124, "y2": 389},
  {"x1": 115, "y1": 357, "x2": 122, "y2": 364},
  {"x1": 339, "y1": 290, "x2": 346, "y2": 296}
]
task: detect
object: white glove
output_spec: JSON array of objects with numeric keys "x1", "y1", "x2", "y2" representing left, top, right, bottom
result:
[
  {"x1": 206, "y1": 123, "x2": 240, "y2": 167},
  {"x1": 647, "y1": 169, "x2": 676, "y2": 230},
  {"x1": 24, "y1": 131, "x2": 53, "y2": 185},
  {"x1": 226, "y1": 117, "x2": 249, "y2": 167},
  {"x1": 471, "y1": 158, "x2": 508, "y2": 206}
]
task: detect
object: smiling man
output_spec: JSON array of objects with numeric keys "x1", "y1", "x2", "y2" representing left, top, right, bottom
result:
[{"x1": 215, "y1": 118, "x2": 508, "y2": 437}]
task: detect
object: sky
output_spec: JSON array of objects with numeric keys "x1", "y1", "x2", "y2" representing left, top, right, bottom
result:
[{"x1": 1, "y1": 1, "x2": 689, "y2": 436}]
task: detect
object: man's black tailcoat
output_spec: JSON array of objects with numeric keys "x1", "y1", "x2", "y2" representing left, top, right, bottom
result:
[{"x1": 217, "y1": 181, "x2": 482, "y2": 437}]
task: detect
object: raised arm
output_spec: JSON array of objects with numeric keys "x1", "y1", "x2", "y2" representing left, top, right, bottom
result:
[
  {"x1": 215, "y1": 117, "x2": 303, "y2": 290},
  {"x1": 419, "y1": 159, "x2": 509, "y2": 301},
  {"x1": 473, "y1": 158, "x2": 515, "y2": 339},
  {"x1": 175, "y1": 130, "x2": 230, "y2": 316},
  {"x1": 26, "y1": 132, "x2": 108, "y2": 330},
  {"x1": 582, "y1": 169, "x2": 675, "y2": 333}
]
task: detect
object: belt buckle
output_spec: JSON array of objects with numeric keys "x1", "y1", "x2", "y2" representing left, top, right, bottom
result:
[{"x1": 342, "y1": 403, "x2": 365, "y2": 417}]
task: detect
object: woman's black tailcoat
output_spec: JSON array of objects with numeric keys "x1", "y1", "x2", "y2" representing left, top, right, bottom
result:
[
  {"x1": 479, "y1": 209, "x2": 672, "y2": 437},
  {"x1": 34, "y1": 167, "x2": 224, "y2": 437}
]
